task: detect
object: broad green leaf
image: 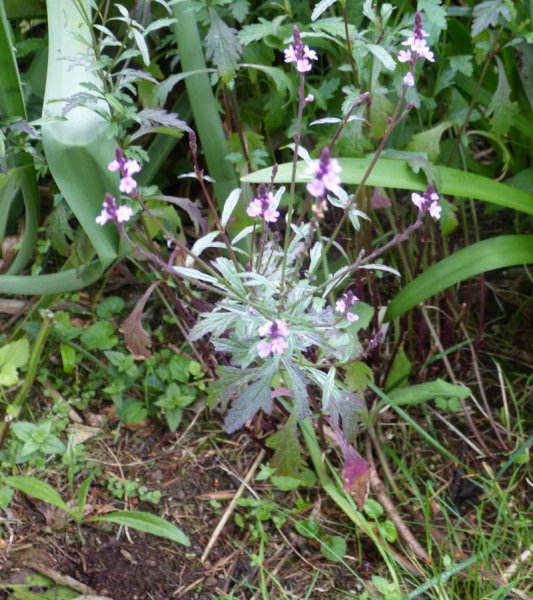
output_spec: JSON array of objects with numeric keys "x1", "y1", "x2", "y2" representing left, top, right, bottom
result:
[
  {"x1": 80, "y1": 321, "x2": 117, "y2": 351},
  {"x1": 0, "y1": 7, "x2": 39, "y2": 275},
  {"x1": 3, "y1": 476, "x2": 71, "y2": 514},
  {"x1": 383, "y1": 379, "x2": 470, "y2": 407},
  {"x1": 364, "y1": 498, "x2": 384, "y2": 519},
  {"x1": 344, "y1": 361, "x2": 374, "y2": 395},
  {"x1": 96, "y1": 296, "x2": 125, "y2": 318},
  {"x1": 385, "y1": 235, "x2": 533, "y2": 320},
  {"x1": 266, "y1": 412, "x2": 306, "y2": 478},
  {"x1": 0, "y1": 338, "x2": 30, "y2": 387},
  {"x1": 91, "y1": 510, "x2": 190, "y2": 546},
  {"x1": 321, "y1": 535, "x2": 347, "y2": 562},
  {"x1": 242, "y1": 159, "x2": 533, "y2": 215},
  {"x1": 406, "y1": 121, "x2": 453, "y2": 163},
  {"x1": 384, "y1": 348, "x2": 411, "y2": 392},
  {"x1": 379, "y1": 519, "x2": 398, "y2": 543},
  {"x1": 42, "y1": 0, "x2": 120, "y2": 272},
  {"x1": 205, "y1": 7, "x2": 241, "y2": 81},
  {"x1": 487, "y1": 57, "x2": 519, "y2": 136}
]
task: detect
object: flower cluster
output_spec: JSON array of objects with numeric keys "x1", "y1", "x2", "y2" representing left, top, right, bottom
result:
[
  {"x1": 247, "y1": 184, "x2": 280, "y2": 223},
  {"x1": 306, "y1": 147, "x2": 342, "y2": 199},
  {"x1": 257, "y1": 319, "x2": 289, "y2": 358},
  {"x1": 398, "y1": 12, "x2": 435, "y2": 87},
  {"x1": 108, "y1": 148, "x2": 142, "y2": 194},
  {"x1": 96, "y1": 193, "x2": 133, "y2": 226},
  {"x1": 335, "y1": 290, "x2": 359, "y2": 323},
  {"x1": 284, "y1": 25, "x2": 318, "y2": 73},
  {"x1": 411, "y1": 184, "x2": 441, "y2": 220}
]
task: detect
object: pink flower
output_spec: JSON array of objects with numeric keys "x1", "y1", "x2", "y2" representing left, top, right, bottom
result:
[
  {"x1": 305, "y1": 94, "x2": 314, "y2": 103},
  {"x1": 429, "y1": 201, "x2": 441, "y2": 220},
  {"x1": 116, "y1": 205, "x2": 133, "y2": 223},
  {"x1": 258, "y1": 340, "x2": 273, "y2": 358},
  {"x1": 247, "y1": 185, "x2": 279, "y2": 224},
  {"x1": 398, "y1": 50, "x2": 412, "y2": 63},
  {"x1": 346, "y1": 313, "x2": 359, "y2": 323},
  {"x1": 257, "y1": 319, "x2": 289, "y2": 358},
  {"x1": 258, "y1": 321, "x2": 272, "y2": 337},
  {"x1": 335, "y1": 299, "x2": 346, "y2": 313},
  {"x1": 270, "y1": 337, "x2": 288, "y2": 354},
  {"x1": 247, "y1": 198, "x2": 263, "y2": 218},
  {"x1": 411, "y1": 185, "x2": 441, "y2": 220},
  {"x1": 398, "y1": 12, "x2": 435, "y2": 65},
  {"x1": 263, "y1": 207, "x2": 280, "y2": 223},
  {"x1": 306, "y1": 148, "x2": 342, "y2": 199},
  {"x1": 403, "y1": 72, "x2": 415, "y2": 87},
  {"x1": 411, "y1": 192, "x2": 425, "y2": 210},
  {"x1": 124, "y1": 159, "x2": 141, "y2": 176},
  {"x1": 284, "y1": 26, "x2": 318, "y2": 74},
  {"x1": 120, "y1": 176, "x2": 137, "y2": 194},
  {"x1": 96, "y1": 208, "x2": 112, "y2": 226},
  {"x1": 108, "y1": 159, "x2": 120, "y2": 172}
]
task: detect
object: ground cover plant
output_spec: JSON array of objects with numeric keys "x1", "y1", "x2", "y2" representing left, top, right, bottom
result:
[{"x1": 0, "y1": 0, "x2": 532, "y2": 598}]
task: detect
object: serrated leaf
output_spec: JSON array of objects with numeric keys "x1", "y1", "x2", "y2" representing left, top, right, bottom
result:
[
  {"x1": 3, "y1": 476, "x2": 71, "y2": 514},
  {"x1": 486, "y1": 57, "x2": 519, "y2": 136},
  {"x1": 345, "y1": 361, "x2": 374, "y2": 395},
  {"x1": 266, "y1": 411, "x2": 306, "y2": 477},
  {"x1": 472, "y1": 0, "x2": 512, "y2": 38},
  {"x1": 238, "y1": 16, "x2": 287, "y2": 45},
  {"x1": 406, "y1": 121, "x2": 453, "y2": 163},
  {"x1": 224, "y1": 367, "x2": 275, "y2": 433},
  {"x1": 80, "y1": 321, "x2": 117, "y2": 351},
  {"x1": 311, "y1": 0, "x2": 339, "y2": 21},
  {"x1": 91, "y1": 510, "x2": 190, "y2": 545},
  {"x1": 205, "y1": 8, "x2": 241, "y2": 80},
  {"x1": 367, "y1": 44, "x2": 396, "y2": 71},
  {"x1": 282, "y1": 359, "x2": 309, "y2": 420},
  {"x1": 45, "y1": 201, "x2": 75, "y2": 257},
  {"x1": 229, "y1": 0, "x2": 249, "y2": 23}
]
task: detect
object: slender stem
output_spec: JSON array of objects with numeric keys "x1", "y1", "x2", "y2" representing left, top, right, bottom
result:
[
  {"x1": 280, "y1": 73, "x2": 306, "y2": 293},
  {"x1": 0, "y1": 315, "x2": 52, "y2": 450}
]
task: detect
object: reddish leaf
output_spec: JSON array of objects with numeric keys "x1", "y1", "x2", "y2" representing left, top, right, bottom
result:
[{"x1": 120, "y1": 281, "x2": 160, "y2": 359}]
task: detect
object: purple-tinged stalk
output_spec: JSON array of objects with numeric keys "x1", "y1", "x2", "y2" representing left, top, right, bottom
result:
[{"x1": 280, "y1": 26, "x2": 318, "y2": 295}]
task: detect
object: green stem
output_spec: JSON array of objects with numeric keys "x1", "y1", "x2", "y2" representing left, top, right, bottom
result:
[{"x1": 0, "y1": 314, "x2": 52, "y2": 449}]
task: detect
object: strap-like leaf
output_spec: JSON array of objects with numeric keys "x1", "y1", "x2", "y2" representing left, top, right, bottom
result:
[{"x1": 385, "y1": 235, "x2": 533, "y2": 321}]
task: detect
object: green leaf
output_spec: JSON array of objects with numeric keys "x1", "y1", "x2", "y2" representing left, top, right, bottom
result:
[
  {"x1": 379, "y1": 519, "x2": 398, "y2": 543},
  {"x1": 486, "y1": 57, "x2": 519, "y2": 136},
  {"x1": 406, "y1": 121, "x2": 453, "y2": 163},
  {"x1": 91, "y1": 510, "x2": 190, "y2": 546},
  {"x1": 205, "y1": 8, "x2": 241, "y2": 81},
  {"x1": 383, "y1": 380, "x2": 470, "y2": 407},
  {"x1": 384, "y1": 348, "x2": 411, "y2": 392},
  {"x1": 242, "y1": 159, "x2": 533, "y2": 215},
  {"x1": 0, "y1": 485, "x2": 14, "y2": 509},
  {"x1": 363, "y1": 498, "x2": 384, "y2": 519},
  {"x1": 345, "y1": 361, "x2": 374, "y2": 395},
  {"x1": 3, "y1": 476, "x2": 71, "y2": 514},
  {"x1": 472, "y1": 0, "x2": 512, "y2": 37},
  {"x1": 80, "y1": 321, "x2": 117, "y2": 351},
  {"x1": 119, "y1": 402, "x2": 148, "y2": 425},
  {"x1": 266, "y1": 411, "x2": 306, "y2": 478},
  {"x1": 385, "y1": 235, "x2": 533, "y2": 320},
  {"x1": 321, "y1": 535, "x2": 347, "y2": 562},
  {"x1": 97, "y1": 296, "x2": 125, "y2": 318},
  {"x1": 0, "y1": 338, "x2": 29, "y2": 387}
]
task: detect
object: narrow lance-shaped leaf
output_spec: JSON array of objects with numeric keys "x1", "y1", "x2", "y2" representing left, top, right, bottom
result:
[
  {"x1": 385, "y1": 235, "x2": 533, "y2": 320},
  {"x1": 242, "y1": 159, "x2": 533, "y2": 215}
]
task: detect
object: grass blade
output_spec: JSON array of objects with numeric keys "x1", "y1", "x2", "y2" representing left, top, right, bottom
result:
[
  {"x1": 170, "y1": 3, "x2": 239, "y2": 208},
  {"x1": 91, "y1": 510, "x2": 190, "y2": 546},
  {"x1": 385, "y1": 235, "x2": 533, "y2": 321}
]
